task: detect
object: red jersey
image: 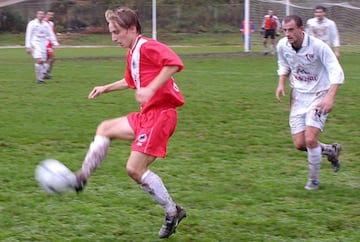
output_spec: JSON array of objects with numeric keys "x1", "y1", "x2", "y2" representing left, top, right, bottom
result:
[
  {"x1": 43, "y1": 18, "x2": 56, "y2": 49},
  {"x1": 262, "y1": 15, "x2": 279, "y2": 30},
  {"x1": 125, "y1": 36, "x2": 185, "y2": 112}
]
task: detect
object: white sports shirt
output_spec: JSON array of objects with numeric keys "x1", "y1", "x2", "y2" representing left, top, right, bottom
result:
[
  {"x1": 306, "y1": 17, "x2": 340, "y2": 48},
  {"x1": 25, "y1": 18, "x2": 58, "y2": 49},
  {"x1": 277, "y1": 32, "x2": 344, "y2": 93}
]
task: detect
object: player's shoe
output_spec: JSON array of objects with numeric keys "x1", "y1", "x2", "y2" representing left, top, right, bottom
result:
[
  {"x1": 74, "y1": 172, "x2": 87, "y2": 193},
  {"x1": 158, "y1": 205, "x2": 186, "y2": 239},
  {"x1": 44, "y1": 73, "x2": 52, "y2": 79},
  {"x1": 326, "y1": 143, "x2": 341, "y2": 172},
  {"x1": 37, "y1": 80, "x2": 46, "y2": 84},
  {"x1": 304, "y1": 179, "x2": 320, "y2": 190}
]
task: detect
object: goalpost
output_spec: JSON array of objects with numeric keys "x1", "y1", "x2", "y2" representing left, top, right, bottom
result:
[{"x1": 244, "y1": 0, "x2": 360, "y2": 51}]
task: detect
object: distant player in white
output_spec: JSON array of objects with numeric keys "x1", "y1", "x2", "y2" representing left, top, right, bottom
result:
[
  {"x1": 25, "y1": 10, "x2": 59, "y2": 84},
  {"x1": 276, "y1": 15, "x2": 344, "y2": 190},
  {"x1": 306, "y1": 5, "x2": 340, "y2": 59}
]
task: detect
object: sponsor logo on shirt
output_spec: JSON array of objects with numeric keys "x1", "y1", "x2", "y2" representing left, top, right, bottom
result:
[{"x1": 294, "y1": 65, "x2": 318, "y2": 82}]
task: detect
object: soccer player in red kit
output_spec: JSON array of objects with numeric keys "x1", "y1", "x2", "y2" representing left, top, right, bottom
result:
[
  {"x1": 43, "y1": 10, "x2": 58, "y2": 79},
  {"x1": 74, "y1": 6, "x2": 186, "y2": 239}
]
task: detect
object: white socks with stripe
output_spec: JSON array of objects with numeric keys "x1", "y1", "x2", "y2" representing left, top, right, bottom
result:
[{"x1": 141, "y1": 170, "x2": 177, "y2": 216}]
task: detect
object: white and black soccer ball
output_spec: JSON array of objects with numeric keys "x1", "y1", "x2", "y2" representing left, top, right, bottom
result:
[{"x1": 35, "y1": 159, "x2": 76, "y2": 195}]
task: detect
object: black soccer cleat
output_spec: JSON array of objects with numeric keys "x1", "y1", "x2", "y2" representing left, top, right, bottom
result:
[
  {"x1": 74, "y1": 172, "x2": 87, "y2": 193},
  {"x1": 158, "y1": 205, "x2": 186, "y2": 239}
]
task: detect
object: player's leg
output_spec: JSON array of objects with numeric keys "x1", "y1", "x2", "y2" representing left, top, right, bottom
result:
[
  {"x1": 32, "y1": 43, "x2": 47, "y2": 84},
  {"x1": 126, "y1": 151, "x2": 186, "y2": 238},
  {"x1": 263, "y1": 36, "x2": 268, "y2": 55},
  {"x1": 270, "y1": 33, "x2": 276, "y2": 55},
  {"x1": 128, "y1": 109, "x2": 185, "y2": 238},
  {"x1": 34, "y1": 58, "x2": 45, "y2": 84},
  {"x1": 127, "y1": 151, "x2": 177, "y2": 214},
  {"x1": 304, "y1": 126, "x2": 322, "y2": 190},
  {"x1": 289, "y1": 90, "x2": 321, "y2": 189},
  {"x1": 45, "y1": 45, "x2": 54, "y2": 79},
  {"x1": 74, "y1": 116, "x2": 134, "y2": 192}
]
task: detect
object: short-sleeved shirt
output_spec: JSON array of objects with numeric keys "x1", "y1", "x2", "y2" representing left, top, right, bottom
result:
[
  {"x1": 277, "y1": 32, "x2": 344, "y2": 94},
  {"x1": 125, "y1": 36, "x2": 185, "y2": 113}
]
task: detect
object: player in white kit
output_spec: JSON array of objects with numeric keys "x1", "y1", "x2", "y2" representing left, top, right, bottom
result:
[
  {"x1": 306, "y1": 5, "x2": 340, "y2": 59},
  {"x1": 25, "y1": 10, "x2": 59, "y2": 84},
  {"x1": 275, "y1": 15, "x2": 344, "y2": 190}
]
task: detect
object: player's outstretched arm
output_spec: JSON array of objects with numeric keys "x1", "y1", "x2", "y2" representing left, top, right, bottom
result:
[{"x1": 88, "y1": 78, "x2": 129, "y2": 99}]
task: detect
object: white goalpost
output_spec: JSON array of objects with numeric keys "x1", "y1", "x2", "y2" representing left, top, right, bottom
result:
[{"x1": 244, "y1": 0, "x2": 360, "y2": 50}]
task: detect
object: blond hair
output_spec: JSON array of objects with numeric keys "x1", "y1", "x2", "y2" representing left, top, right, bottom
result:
[{"x1": 105, "y1": 7, "x2": 141, "y2": 33}]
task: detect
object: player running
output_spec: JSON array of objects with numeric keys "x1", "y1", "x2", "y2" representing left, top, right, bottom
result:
[
  {"x1": 276, "y1": 15, "x2": 344, "y2": 190},
  {"x1": 73, "y1": 6, "x2": 186, "y2": 239}
]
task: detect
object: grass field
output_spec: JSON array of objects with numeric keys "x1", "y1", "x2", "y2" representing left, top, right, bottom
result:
[{"x1": 1, "y1": 36, "x2": 360, "y2": 241}]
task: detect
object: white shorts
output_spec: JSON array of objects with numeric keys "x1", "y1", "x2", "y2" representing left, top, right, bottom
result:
[
  {"x1": 289, "y1": 89, "x2": 328, "y2": 135},
  {"x1": 31, "y1": 42, "x2": 47, "y2": 61}
]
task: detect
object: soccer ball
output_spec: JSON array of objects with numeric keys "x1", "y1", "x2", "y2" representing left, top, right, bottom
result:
[{"x1": 35, "y1": 159, "x2": 77, "y2": 195}]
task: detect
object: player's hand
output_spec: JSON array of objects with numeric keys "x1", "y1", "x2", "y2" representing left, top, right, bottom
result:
[
  {"x1": 136, "y1": 87, "x2": 155, "y2": 104},
  {"x1": 316, "y1": 98, "x2": 334, "y2": 114},
  {"x1": 276, "y1": 85, "x2": 286, "y2": 102},
  {"x1": 88, "y1": 86, "x2": 106, "y2": 99},
  {"x1": 26, "y1": 48, "x2": 32, "y2": 54}
]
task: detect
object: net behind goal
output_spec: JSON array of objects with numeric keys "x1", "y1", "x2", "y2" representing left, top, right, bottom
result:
[{"x1": 249, "y1": 0, "x2": 360, "y2": 46}]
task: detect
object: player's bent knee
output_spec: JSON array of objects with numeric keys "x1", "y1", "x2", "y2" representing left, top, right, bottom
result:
[
  {"x1": 126, "y1": 165, "x2": 141, "y2": 182},
  {"x1": 294, "y1": 142, "x2": 306, "y2": 151}
]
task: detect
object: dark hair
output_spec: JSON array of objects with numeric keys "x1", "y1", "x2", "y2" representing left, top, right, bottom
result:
[
  {"x1": 105, "y1": 7, "x2": 142, "y2": 34},
  {"x1": 283, "y1": 15, "x2": 303, "y2": 27},
  {"x1": 315, "y1": 5, "x2": 327, "y2": 12}
]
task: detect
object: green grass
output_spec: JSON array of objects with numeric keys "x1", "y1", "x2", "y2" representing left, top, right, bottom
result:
[{"x1": 0, "y1": 43, "x2": 360, "y2": 242}]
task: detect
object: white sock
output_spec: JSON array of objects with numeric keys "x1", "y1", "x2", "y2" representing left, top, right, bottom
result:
[
  {"x1": 81, "y1": 135, "x2": 110, "y2": 178},
  {"x1": 307, "y1": 146, "x2": 322, "y2": 181},
  {"x1": 35, "y1": 63, "x2": 43, "y2": 80},
  {"x1": 141, "y1": 170, "x2": 177, "y2": 216}
]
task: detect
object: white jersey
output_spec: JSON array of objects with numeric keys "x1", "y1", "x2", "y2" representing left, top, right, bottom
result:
[
  {"x1": 277, "y1": 32, "x2": 344, "y2": 93},
  {"x1": 306, "y1": 17, "x2": 340, "y2": 47},
  {"x1": 25, "y1": 18, "x2": 58, "y2": 49}
]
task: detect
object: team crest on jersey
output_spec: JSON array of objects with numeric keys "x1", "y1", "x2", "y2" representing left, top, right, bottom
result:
[{"x1": 305, "y1": 53, "x2": 315, "y2": 62}]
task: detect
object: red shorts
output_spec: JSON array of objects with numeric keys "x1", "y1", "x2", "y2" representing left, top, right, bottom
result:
[
  {"x1": 127, "y1": 108, "x2": 178, "y2": 158},
  {"x1": 46, "y1": 41, "x2": 53, "y2": 55}
]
